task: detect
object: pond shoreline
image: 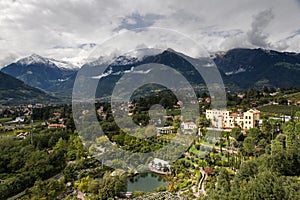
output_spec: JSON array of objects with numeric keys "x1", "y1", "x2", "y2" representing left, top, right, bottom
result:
[{"x1": 127, "y1": 171, "x2": 169, "y2": 193}]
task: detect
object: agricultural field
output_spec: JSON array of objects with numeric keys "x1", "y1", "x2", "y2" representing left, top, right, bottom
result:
[{"x1": 258, "y1": 105, "x2": 300, "y2": 116}]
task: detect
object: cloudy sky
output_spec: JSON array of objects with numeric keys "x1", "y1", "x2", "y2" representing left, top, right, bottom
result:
[{"x1": 0, "y1": 0, "x2": 300, "y2": 67}]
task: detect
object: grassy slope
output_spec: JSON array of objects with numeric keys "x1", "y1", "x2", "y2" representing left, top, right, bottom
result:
[{"x1": 258, "y1": 105, "x2": 300, "y2": 116}]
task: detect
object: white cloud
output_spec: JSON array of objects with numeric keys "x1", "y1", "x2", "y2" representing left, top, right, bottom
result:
[
  {"x1": 0, "y1": 0, "x2": 299, "y2": 67},
  {"x1": 247, "y1": 9, "x2": 274, "y2": 48}
]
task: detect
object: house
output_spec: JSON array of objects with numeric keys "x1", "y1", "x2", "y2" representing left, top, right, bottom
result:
[
  {"x1": 150, "y1": 158, "x2": 171, "y2": 171},
  {"x1": 16, "y1": 132, "x2": 28, "y2": 139},
  {"x1": 205, "y1": 109, "x2": 229, "y2": 129},
  {"x1": 156, "y1": 126, "x2": 175, "y2": 134},
  {"x1": 48, "y1": 124, "x2": 66, "y2": 129},
  {"x1": 181, "y1": 122, "x2": 197, "y2": 130},
  {"x1": 7, "y1": 117, "x2": 25, "y2": 123},
  {"x1": 206, "y1": 109, "x2": 260, "y2": 130},
  {"x1": 163, "y1": 116, "x2": 173, "y2": 121},
  {"x1": 176, "y1": 101, "x2": 183, "y2": 107},
  {"x1": 270, "y1": 115, "x2": 291, "y2": 122}
]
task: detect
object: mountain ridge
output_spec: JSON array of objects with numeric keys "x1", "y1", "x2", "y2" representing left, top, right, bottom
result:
[
  {"x1": 0, "y1": 71, "x2": 57, "y2": 105},
  {"x1": 1, "y1": 48, "x2": 300, "y2": 101},
  {"x1": 1, "y1": 54, "x2": 78, "y2": 94},
  {"x1": 213, "y1": 48, "x2": 300, "y2": 89}
]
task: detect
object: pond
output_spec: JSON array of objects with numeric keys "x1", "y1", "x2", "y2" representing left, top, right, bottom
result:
[{"x1": 127, "y1": 172, "x2": 168, "y2": 192}]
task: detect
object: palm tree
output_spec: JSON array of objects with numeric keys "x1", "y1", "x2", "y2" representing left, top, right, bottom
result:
[
  {"x1": 219, "y1": 138, "x2": 225, "y2": 154},
  {"x1": 221, "y1": 131, "x2": 231, "y2": 163}
]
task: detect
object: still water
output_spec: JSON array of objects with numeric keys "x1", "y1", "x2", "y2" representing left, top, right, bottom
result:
[{"x1": 127, "y1": 172, "x2": 168, "y2": 192}]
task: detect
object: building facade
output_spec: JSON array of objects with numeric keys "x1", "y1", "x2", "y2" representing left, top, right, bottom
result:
[
  {"x1": 206, "y1": 109, "x2": 260, "y2": 130},
  {"x1": 181, "y1": 122, "x2": 197, "y2": 130}
]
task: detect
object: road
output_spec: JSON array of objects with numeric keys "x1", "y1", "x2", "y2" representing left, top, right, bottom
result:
[
  {"x1": 201, "y1": 143, "x2": 238, "y2": 154},
  {"x1": 198, "y1": 167, "x2": 207, "y2": 196}
]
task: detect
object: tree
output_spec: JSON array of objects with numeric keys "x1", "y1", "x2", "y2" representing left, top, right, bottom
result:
[
  {"x1": 54, "y1": 137, "x2": 67, "y2": 152},
  {"x1": 283, "y1": 122, "x2": 295, "y2": 150},
  {"x1": 67, "y1": 135, "x2": 86, "y2": 160},
  {"x1": 219, "y1": 138, "x2": 225, "y2": 154},
  {"x1": 88, "y1": 179, "x2": 101, "y2": 194},
  {"x1": 98, "y1": 171, "x2": 127, "y2": 199},
  {"x1": 241, "y1": 171, "x2": 287, "y2": 200},
  {"x1": 31, "y1": 179, "x2": 65, "y2": 200},
  {"x1": 295, "y1": 111, "x2": 300, "y2": 122},
  {"x1": 248, "y1": 128, "x2": 261, "y2": 143},
  {"x1": 23, "y1": 150, "x2": 54, "y2": 179},
  {"x1": 217, "y1": 168, "x2": 231, "y2": 192},
  {"x1": 294, "y1": 122, "x2": 300, "y2": 136},
  {"x1": 236, "y1": 159, "x2": 258, "y2": 182},
  {"x1": 261, "y1": 119, "x2": 272, "y2": 138},
  {"x1": 231, "y1": 127, "x2": 242, "y2": 141},
  {"x1": 76, "y1": 176, "x2": 91, "y2": 193},
  {"x1": 243, "y1": 137, "x2": 255, "y2": 155},
  {"x1": 197, "y1": 116, "x2": 210, "y2": 129}
]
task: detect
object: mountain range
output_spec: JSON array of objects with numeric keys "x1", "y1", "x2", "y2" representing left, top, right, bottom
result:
[
  {"x1": 0, "y1": 71, "x2": 56, "y2": 105},
  {"x1": 1, "y1": 54, "x2": 77, "y2": 96},
  {"x1": 213, "y1": 48, "x2": 300, "y2": 89},
  {"x1": 1, "y1": 48, "x2": 300, "y2": 104}
]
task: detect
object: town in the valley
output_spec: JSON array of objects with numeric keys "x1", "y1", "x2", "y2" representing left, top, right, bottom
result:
[{"x1": 0, "y1": 87, "x2": 299, "y2": 199}]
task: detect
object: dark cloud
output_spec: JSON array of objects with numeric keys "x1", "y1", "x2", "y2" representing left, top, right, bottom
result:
[
  {"x1": 116, "y1": 13, "x2": 164, "y2": 31},
  {"x1": 285, "y1": 29, "x2": 300, "y2": 40},
  {"x1": 247, "y1": 9, "x2": 274, "y2": 48}
]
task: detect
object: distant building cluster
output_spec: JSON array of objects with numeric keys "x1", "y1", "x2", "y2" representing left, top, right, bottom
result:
[
  {"x1": 48, "y1": 123, "x2": 66, "y2": 129},
  {"x1": 206, "y1": 109, "x2": 260, "y2": 130}
]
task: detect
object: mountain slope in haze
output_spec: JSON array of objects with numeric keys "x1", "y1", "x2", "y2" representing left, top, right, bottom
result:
[
  {"x1": 0, "y1": 71, "x2": 56, "y2": 105},
  {"x1": 3, "y1": 48, "x2": 300, "y2": 101},
  {"x1": 77, "y1": 49, "x2": 238, "y2": 99},
  {"x1": 1, "y1": 54, "x2": 78, "y2": 95},
  {"x1": 65, "y1": 48, "x2": 300, "y2": 99},
  {"x1": 214, "y1": 48, "x2": 300, "y2": 89}
]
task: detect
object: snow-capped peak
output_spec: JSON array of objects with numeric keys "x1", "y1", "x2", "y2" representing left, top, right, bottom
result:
[
  {"x1": 16, "y1": 54, "x2": 78, "y2": 70},
  {"x1": 110, "y1": 55, "x2": 138, "y2": 66},
  {"x1": 48, "y1": 58, "x2": 79, "y2": 70},
  {"x1": 18, "y1": 54, "x2": 51, "y2": 66}
]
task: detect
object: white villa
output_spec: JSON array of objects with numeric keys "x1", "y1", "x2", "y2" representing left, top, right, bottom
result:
[
  {"x1": 181, "y1": 122, "x2": 197, "y2": 130},
  {"x1": 206, "y1": 109, "x2": 260, "y2": 130},
  {"x1": 156, "y1": 126, "x2": 175, "y2": 134},
  {"x1": 150, "y1": 158, "x2": 171, "y2": 172}
]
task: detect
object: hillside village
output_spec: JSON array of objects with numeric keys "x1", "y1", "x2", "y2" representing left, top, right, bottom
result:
[{"x1": 0, "y1": 87, "x2": 299, "y2": 199}]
